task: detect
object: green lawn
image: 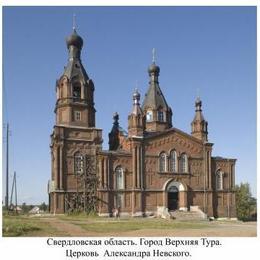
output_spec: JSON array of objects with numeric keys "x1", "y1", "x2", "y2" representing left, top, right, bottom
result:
[
  {"x1": 5, "y1": 213, "x2": 249, "y2": 237},
  {"x1": 75, "y1": 218, "x2": 210, "y2": 233},
  {"x1": 2, "y1": 214, "x2": 68, "y2": 237}
]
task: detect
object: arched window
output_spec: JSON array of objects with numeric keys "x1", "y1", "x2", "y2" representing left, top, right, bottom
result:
[
  {"x1": 159, "y1": 152, "x2": 167, "y2": 172},
  {"x1": 180, "y1": 153, "x2": 188, "y2": 173},
  {"x1": 146, "y1": 110, "x2": 153, "y2": 122},
  {"x1": 216, "y1": 170, "x2": 223, "y2": 190},
  {"x1": 72, "y1": 82, "x2": 81, "y2": 100},
  {"x1": 74, "y1": 152, "x2": 84, "y2": 175},
  {"x1": 115, "y1": 166, "x2": 124, "y2": 190},
  {"x1": 158, "y1": 110, "x2": 164, "y2": 122},
  {"x1": 231, "y1": 164, "x2": 234, "y2": 188},
  {"x1": 169, "y1": 150, "x2": 177, "y2": 172}
]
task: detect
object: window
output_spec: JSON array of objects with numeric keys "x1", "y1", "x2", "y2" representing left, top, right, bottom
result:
[
  {"x1": 115, "y1": 166, "x2": 124, "y2": 190},
  {"x1": 158, "y1": 111, "x2": 164, "y2": 122},
  {"x1": 169, "y1": 150, "x2": 177, "y2": 172},
  {"x1": 180, "y1": 153, "x2": 188, "y2": 173},
  {"x1": 231, "y1": 164, "x2": 234, "y2": 188},
  {"x1": 146, "y1": 111, "x2": 153, "y2": 122},
  {"x1": 159, "y1": 152, "x2": 167, "y2": 172},
  {"x1": 74, "y1": 152, "x2": 84, "y2": 175},
  {"x1": 216, "y1": 170, "x2": 223, "y2": 190},
  {"x1": 72, "y1": 83, "x2": 81, "y2": 100},
  {"x1": 75, "y1": 111, "x2": 81, "y2": 121}
]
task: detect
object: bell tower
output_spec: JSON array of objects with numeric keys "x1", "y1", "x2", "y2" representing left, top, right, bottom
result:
[
  {"x1": 55, "y1": 28, "x2": 95, "y2": 127},
  {"x1": 142, "y1": 49, "x2": 172, "y2": 132},
  {"x1": 49, "y1": 27, "x2": 102, "y2": 214},
  {"x1": 128, "y1": 89, "x2": 145, "y2": 137},
  {"x1": 191, "y1": 97, "x2": 208, "y2": 142}
]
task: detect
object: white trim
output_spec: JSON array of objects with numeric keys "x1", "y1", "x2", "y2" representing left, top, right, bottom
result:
[
  {"x1": 164, "y1": 180, "x2": 186, "y2": 191},
  {"x1": 216, "y1": 170, "x2": 224, "y2": 190}
]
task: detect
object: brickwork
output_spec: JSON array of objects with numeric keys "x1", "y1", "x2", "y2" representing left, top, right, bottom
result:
[{"x1": 49, "y1": 29, "x2": 236, "y2": 219}]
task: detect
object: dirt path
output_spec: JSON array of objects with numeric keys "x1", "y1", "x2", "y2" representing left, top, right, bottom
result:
[
  {"x1": 40, "y1": 218, "x2": 256, "y2": 237},
  {"x1": 121, "y1": 224, "x2": 257, "y2": 237},
  {"x1": 41, "y1": 218, "x2": 96, "y2": 236}
]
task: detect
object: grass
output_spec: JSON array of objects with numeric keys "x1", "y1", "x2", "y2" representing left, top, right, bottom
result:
[
  {"x1": 76, "y1": 218, "x2": 210, "y2": 233},
  {"x1": 2, "y1": 214, "x2": 68, "y2": 237},
  {"x1": 3, "y1": 215, "x2": 40, "y2": 236},
  {"x1": 3, "y1": 213, "x2": 252, "y2": 237}
]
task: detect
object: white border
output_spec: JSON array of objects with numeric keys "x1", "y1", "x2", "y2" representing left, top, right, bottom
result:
[{"x1": 1, "y1": 1, "x2": 259, "y2": 260}]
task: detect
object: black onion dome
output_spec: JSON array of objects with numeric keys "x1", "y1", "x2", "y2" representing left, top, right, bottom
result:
[
  {"x1": 148, "y1": 62, "x2": 160, "y2": 74},
  {"x1": 195, "y1": 97, "x2": 202, "y2": 108},
  {"x1": 66, "y1": 29, "x2": 83, "y2": 49}
]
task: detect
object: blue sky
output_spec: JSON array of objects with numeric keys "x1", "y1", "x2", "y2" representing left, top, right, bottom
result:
[{"x1": 2, "y1": 6, "x2": 256, "y2": 204}]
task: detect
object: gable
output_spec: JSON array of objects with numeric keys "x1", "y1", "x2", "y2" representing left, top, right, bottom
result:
[{"x1": 144, "y1": 127, "x2": 204, "y2": 157}]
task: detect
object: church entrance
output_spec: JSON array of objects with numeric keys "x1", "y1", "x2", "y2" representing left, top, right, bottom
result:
[{"x1": 168, "y1": 186, "x2": 179, "y2": 211}]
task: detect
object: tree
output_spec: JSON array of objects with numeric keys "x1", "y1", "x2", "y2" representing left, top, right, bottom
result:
[
  {"x1": 39, "y1": 202, "x2": 48, "y2": 212},
  {"x1": 235, "y1": 182, "x2": 257, "y2": 221},
  {"x1": 21, "y1": 202, "x2": 28, "y2": 213}
]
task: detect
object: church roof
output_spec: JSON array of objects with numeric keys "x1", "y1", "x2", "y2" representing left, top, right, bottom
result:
[
  {"x1": 144, "y1": 126, "x2": 208, "y2": 145},
  {"x1": 63, "y1": 59, "x2": 89, "y2": 82},
  {"x1": 193, "y1": 112, "x2": 205, "y2": 121},
  {"x1": 62, "y1": 29, "x2": 89, "y2": 83},
  {"x1": 142, "y1": 61, "x2": 171, "y2": 112},
  {"x1": 142, "y1": 81, "x2": 170, "y2": 110},
  {"x1": 192, "y1": 97, "x2": 206, "y2": 122},
  {"x1": 212, "y1": 156, "x2": 236, "y2": 161}
]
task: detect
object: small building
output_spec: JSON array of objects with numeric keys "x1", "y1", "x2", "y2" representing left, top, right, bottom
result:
[{"x1": 29, "y1": 206, "x2": 41, "y2": 214}]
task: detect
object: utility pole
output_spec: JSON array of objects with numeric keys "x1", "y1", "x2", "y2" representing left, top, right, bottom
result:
[
  {"x1": 9, "y1": 172, "x2": 18, "y2": 214},
  {"x1": 5, "y1": 123, "x2": 9, "y2": 210},
  {"x1": 14, "y1": 172, "x2": 18, "y2": 214}
]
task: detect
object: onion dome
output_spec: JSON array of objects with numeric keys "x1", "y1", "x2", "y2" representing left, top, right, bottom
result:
[
  {"x1": 148, "y1": 62, "x2": 160, "y2": 75},
  {"x1": 66, "y1": 29, "x2": 83, "y2": 50},
  {"x1": 113, "y1": 112, "x2": 119, "y2": 124},
  {"x1": 195, "y1": 97, "x2": 202, "y2": 111},
  {"x1": 133, "y1": 88, "x2": 141, "y2": 103}
]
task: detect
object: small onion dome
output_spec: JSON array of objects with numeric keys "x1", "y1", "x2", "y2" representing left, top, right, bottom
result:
[
  {"x1": 148, "y1": 62, "x2": 160, "y2": 74},
  {"x1": 113, "y1": 112, "x2": 119, "y2": 122},
  {"x1": 195, "y1": 97, "x2": 202, "y2": 111},
  {"x1": 66, "y1": 29, "x2": 83, "y2": 49},
  {"x1": 133, "y1": 88, "x2": 140, "y2": 101}
]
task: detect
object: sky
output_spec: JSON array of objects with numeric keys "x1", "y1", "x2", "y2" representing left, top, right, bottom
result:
[{"x1": 2, "y1": 6, "x2": 256, "y2": 204}]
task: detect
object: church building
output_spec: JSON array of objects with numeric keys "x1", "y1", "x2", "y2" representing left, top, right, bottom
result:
[{"x1": 48, "y1": 28, "x2": 236, "y2": 219}]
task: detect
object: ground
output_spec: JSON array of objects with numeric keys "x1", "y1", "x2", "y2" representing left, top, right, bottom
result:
[{"x1": 2, "y1": 214, "x2": 257, "y2": 237}]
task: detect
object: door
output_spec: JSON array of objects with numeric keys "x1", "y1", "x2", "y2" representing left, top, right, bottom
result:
[{"x1": 168, "y1": 186, "x2": 179, "y2": 211}]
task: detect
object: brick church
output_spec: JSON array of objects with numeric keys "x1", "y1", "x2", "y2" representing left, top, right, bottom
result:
[{"x1": 48, "y1": 28, "x2": 236, "y2": 219}]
